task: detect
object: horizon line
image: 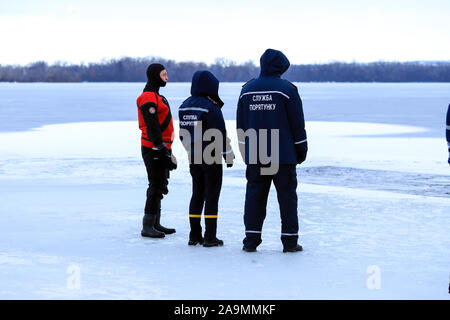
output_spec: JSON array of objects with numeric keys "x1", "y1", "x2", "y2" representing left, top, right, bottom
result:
[{"x1": 2, "y1": 56, "x2": 450, "y2": 67}]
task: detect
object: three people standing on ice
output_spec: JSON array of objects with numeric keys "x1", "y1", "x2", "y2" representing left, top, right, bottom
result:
[{"x1": 137, "y1": 49, "x2": 308, "y2": 252}]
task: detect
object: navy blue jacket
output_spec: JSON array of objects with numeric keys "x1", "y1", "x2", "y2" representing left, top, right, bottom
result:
[
  {"x1": 446, "y1": 104, "x2": 450, "y2": 164},
  {"x1": 237, "y1": 49, "x2": 307, "y2": 164},
  {"x1": 179, "y1": 71, "x2": 233, "y2": 164}
]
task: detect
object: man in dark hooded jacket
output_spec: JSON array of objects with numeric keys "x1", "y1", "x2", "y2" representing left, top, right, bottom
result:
[
  {"x1": 179, "y1": 70, "x2": 234, "y2": 247},
  {"x1": 237, "y1": 49, "x2": 307, "y2": 253}
]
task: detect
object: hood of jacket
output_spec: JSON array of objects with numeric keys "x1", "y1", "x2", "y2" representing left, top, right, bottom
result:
[
  {"x1": 144, "y1": 63, "x2": 166, "y2": 93},
  {"x1": 190, "y1": 70, "x2": 224, "y2": 107},
  {"x1": 260, "y1": 49, "x2": 290, "y2": 77}
]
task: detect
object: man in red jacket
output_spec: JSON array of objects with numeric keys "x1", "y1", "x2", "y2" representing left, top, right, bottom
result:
[{"x1": 137, "y1": 63, "x2": 177, "y2": 238}]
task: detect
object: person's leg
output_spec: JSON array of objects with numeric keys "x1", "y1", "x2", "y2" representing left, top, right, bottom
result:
[
  {"x1": 243, "y1": 165, "x2": 272, "y2": 250},
  {"x1": 154, "y1": 168, "x2": 176, "y2": 234},
  {"x1": 273, "y1": 165, "x2": 301, "y2": 251},
  {"x1": 188, "y1": 164, "x2": 205, "y2": 245},
  {"x1": 203, "y1": 164, "x2": 223, "y2": 246},
  {"x1": 141, "y1": 147, "x2": 167, "y2": 238}
]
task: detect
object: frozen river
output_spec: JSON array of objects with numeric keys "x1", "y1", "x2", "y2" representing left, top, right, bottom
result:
[
  {"x1": 0, "y1": 82, "x2": 449, "y2": 137},
  {"x1": 0, "y1": 83, "x2": 449, "y2": 299}
]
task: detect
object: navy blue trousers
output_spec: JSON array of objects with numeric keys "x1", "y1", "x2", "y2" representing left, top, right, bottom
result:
[
  {"x1": 243, "y1": 164, "x2": 299, "y2": 249},
  {"x1": 189, "y1": 164, "x2": 223, "y2": 240}
]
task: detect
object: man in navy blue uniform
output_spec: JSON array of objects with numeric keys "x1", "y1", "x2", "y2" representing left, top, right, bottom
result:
[
  {"x1": 179, "y1": 71, "x2": 234, "y2": 247},
  {"x1": 237, "y1": 49, "x2": 308, "y2": 253},
  {"x1": 447, "y1": 104, "x2": 450, "y2": 165}
]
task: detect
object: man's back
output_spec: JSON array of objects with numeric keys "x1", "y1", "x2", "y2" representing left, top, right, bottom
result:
[
  {"x1": 237, "y1": 49, "x2": 307, "y2": 165},
  {"x1": 239, "y1": 49, "x2": 306, "y2": 252},
  {"x1": 179, "y1": 70, "x2": 231, "y2": 165}
]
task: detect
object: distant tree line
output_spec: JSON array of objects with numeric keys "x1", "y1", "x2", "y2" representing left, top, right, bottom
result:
[{"x1": 1, "y1": 57, "x2": 450, "y2": 82}]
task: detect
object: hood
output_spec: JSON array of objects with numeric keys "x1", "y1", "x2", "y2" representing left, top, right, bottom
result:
[
  {"x1": 144, "y1": 63, "x2": 166, "y2": 93},
  {"x1": 260, "y1": 49, "x2": 290, "y2": 77},
  {"x1": 190, "y1": 70, "x2": 224, "y2": 107}
]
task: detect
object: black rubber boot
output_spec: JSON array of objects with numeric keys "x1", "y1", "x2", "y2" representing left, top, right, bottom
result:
[
  {"x1": 203, "y1": 217, "x2": 223, "y2": 247},
  {"x1": 188, "y1": 217, "x2": 203, "y2": 245},
  {"x1": 242, "y1": 238, "x2": 262, "y2": 252},
  {"x1": 283, "y1": 244, "x2": 303, "y2": 253},
  {"x1": 203, "y1": 238, "x2": 224, "y2": 247},
  {"x1": 154, "y1": 211, "x2": 176, "y2": 234},
  {"x1": 141, "y1": 214, "x2": 165, "y2": 238},
  {"x1": 188, "y1": 231, "x2": 204, "y2": 246}
]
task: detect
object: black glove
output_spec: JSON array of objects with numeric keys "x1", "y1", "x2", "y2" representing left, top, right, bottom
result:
[
  {"x1": 295, "y1": 144, "x2": 307, "y2": 165},
  {"x1": 168, "y1": 152, "x2": 177, "y2": 171},
  {"x1": 154, "y1": 144, "x2": 177, "y2": 171},
  {"x1": 223, "y1": 150, "x2": 235, "y2": 168}
]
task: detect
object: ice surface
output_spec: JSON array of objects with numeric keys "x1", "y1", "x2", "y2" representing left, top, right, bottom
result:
[
  {"x1": 0, "y1": 120, "x2": 449, "y2": 299},
  {"x1": 1, "y1": 82, "x2": 449, "y2": 137}
]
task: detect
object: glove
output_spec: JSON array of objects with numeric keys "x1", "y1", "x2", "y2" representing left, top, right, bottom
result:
[
  {"x1": 169, "y1": 152, "x2": 178, "y2": 171},
  {"x1": 154, "y1": 144, "x2": 177, "y2": 171},
  {"x1": 295, "y1": 144, "x2": 307, "y2": 165},
  {"x1": 223, "y1": 150, "x2": 235, "y2": 168}
]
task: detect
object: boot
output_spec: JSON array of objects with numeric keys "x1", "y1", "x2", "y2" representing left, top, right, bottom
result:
[
  {"x1": 188, "y1": 231, "x2": 204, "y2": 246},
  {"x1": 203, "y1": 217, "x2": 223, "y2": 247},
  {"x1": 188, "y1": 216, "x2": 203, "y2": 245},
  {"x1": 203, "y1": 238, "x2": 224, "y2": 247},
  {"x1": 154, "y1": 211, "x2": 176, "y2": 234},
  {"x1": 242, "y1": 246, "x2": 257, "y2": 252},
  {"x1": 243, "y1": 237, "x2": 262, "y2": 252},
  {"x1": 283, "y1": 244, "x2": 303, "y2": 253},
  {"x1": 141, "y1": 214, "x2": 165, "y2": 238}
]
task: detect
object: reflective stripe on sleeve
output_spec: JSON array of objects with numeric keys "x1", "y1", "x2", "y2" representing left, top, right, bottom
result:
[
  {"x1": 181, "y1": 107, "x2": 209, "y2": 113},
  {"x1": 294, "y1": 139, "x2": 307, "y2": 145}
]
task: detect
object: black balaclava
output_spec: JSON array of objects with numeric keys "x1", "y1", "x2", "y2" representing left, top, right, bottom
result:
[{"x1": 144, "y1": 63, "x2": 166, "y2": 93}]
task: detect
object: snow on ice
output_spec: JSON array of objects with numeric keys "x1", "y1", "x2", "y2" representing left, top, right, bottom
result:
[{"x1": 0, "y1": 120, "x2": 449, "y2": 299}]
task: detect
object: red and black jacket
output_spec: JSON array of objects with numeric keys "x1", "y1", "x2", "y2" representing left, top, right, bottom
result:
[{"x1": 137, "y1": 91, "x2": 174, "y2": 149}]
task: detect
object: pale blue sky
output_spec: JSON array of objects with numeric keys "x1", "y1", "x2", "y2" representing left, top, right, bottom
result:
[{"x1": 1, "y1": 0, "x2": 449, "y2": 65}]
